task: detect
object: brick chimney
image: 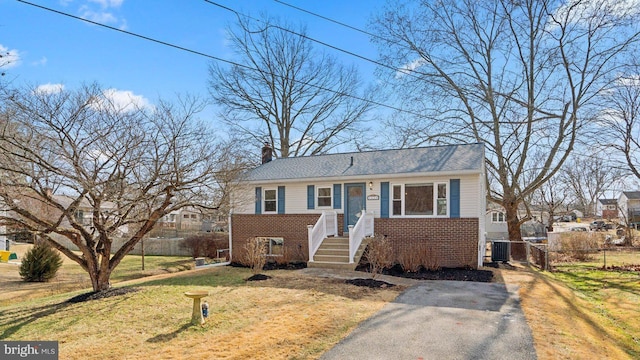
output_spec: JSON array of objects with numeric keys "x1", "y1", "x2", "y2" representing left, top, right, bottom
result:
[{"x1": 261, "y1": 142, "x2": 273, "y2": 164}]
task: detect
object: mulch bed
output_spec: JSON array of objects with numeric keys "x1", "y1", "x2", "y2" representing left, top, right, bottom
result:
[
  {"x1": 346, "y1": 278, "x2": 395, "y2": 288},
  {"x1": 246, "y1": 274, "x2": 271, "y2": 281},
  {"x1": 355, "y1": 264, "x2": 494, "y2": 283},
  {"x1": 66, "y1": 287, "x2": 140, "y2": 303}
]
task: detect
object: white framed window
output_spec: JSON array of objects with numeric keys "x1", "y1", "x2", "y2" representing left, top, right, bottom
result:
[
  {"x1": 492, "y1": 211, "x2": 506, "y2": 223},
  {"x1": 391, "y1": 182, "x2": 448, "y2": 217},
  {"x1": 317, "y1": 187, "x2": 332, "y2": 207},
  {"x1": 263, "y1": 189, "x2": 277, "y2": 213},
  {"x1": 256, "y1": 237, "x2": 284, "y2": 256}
]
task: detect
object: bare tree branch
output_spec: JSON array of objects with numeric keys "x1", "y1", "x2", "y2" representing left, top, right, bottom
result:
[
  {"x1": 0, "y1": 84, "x2": 227, "y2": 291},
  {"x1": 208, "y1": 15, "x2": 374, "y2": 158}
]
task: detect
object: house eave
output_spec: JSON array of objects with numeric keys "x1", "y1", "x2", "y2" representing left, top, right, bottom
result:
[{"x1": 244, "y1": 169, "x2": 483, "y2": 185}]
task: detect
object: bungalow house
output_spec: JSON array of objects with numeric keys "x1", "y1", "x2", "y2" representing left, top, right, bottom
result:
[
  {"x1": 618, "y1": 191, "x2": 640, "y2": 227},
  {"x1": 229, "y1": 143, "x2": 487, "y2": 269}
]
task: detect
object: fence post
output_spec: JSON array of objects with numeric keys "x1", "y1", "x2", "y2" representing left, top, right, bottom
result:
[
  {"x1": 545, "y1": 244, "x2": 549, "y2": 271},
  {"x1": 603, "y1": 248, "x2": 606, "y2": 268},
  {"x1": 525, "y1": 241, "x2": 530, "y2": 267}
]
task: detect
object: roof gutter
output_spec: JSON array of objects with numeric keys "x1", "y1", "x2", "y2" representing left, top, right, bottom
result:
[{"x1": 244, "y1": 169, "x2": 484, "y2": 185}]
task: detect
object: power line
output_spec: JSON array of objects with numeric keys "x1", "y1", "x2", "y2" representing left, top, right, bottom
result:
[
  {"x1": 16, "y1": 0, "x2": 425, "y2": 118},
  {"x1": 201, "y1": 0, "x2": 428, "y2": 81},
  {"x1": 273, "y1": 0, "x2": 382, "y2": 41}
]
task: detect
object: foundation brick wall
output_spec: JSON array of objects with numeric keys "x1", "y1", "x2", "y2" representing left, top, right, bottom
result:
[
  {"x1": 375, "y1": 218, "x2": 479, "y2": 268},
  {"x1": 232, "y1": 214, "x2": 478, "y2": 268},
  {"x1": 231, "y1": 214, "x2": 344, "y2": 262}
]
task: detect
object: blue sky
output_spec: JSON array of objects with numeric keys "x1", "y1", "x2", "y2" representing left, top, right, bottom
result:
[{"x1": 2, "y1": 0, "x2": 387, "y2": 118}]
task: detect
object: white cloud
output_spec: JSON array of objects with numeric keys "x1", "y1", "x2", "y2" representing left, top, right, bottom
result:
[
  {"x1": 80, "y1": 6, "x2": 117, "y2": 24},
  {"x1": 35, "y1": 83, "x2": 65, "y2": 95},
  {"x1": 0, "y1": 44, "x2": 21, "y2": 69},
  {"x1": 89, "y1": 0, "x2": 123, "y2": 8},
  {"x1": 93, "y1": 88, "x2": 153, "y2": 113},
  {"x1": 551, "y1": 0, "x2": 640, "y2": 27},
  {"x1": 617, "y1": 74, "x2": 640, "y2": 87},
  {"x1": 78, "y1": 1, "x2": 126, "y2": 29},
  {"x1": 31, "y1": 57, "x2": 48, "y2": 67},
  {"x1": 395, "y1": 58, "x2": 426, "y2": 78}
]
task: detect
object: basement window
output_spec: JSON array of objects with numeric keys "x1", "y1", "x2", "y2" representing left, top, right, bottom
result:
[{"x1": 256, "y1": 237, "x2": 284, "y2": 256}]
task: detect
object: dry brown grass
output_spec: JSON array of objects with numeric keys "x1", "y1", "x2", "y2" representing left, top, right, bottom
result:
[
  {"x1": 0, "y1": 268, "x2": 402, "y2": 360},
  {"x1": 500, "y1": 264, "x2": 635, "y2": 360}
]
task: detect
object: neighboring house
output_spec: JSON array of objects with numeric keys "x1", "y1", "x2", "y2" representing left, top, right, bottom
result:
[
  {"x1": 155, "y1": 207, "x2": 227, "y2": 235},
  {"x1": 53, "y1": 195, "x2": 129, "y2": 236},
  {"x1": 597, "y1": 199, "x2": 618, "y2": 220},
  {"x1": 230, "y1": 143, "x2": 487, "y2": 269},
  {"x1": 485, "y1": 202, "x2": 547, "y2": 240},
  {"x1": 486, "y1": 203, "x2": 508, "y2": 240},
  {"x1": 618, "y1": 191, "x2": 640, "y2": 226}
]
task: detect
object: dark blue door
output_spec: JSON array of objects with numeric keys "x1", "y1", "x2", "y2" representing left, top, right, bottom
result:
[{"x1": 344, "y1": 183, "x2": 365, "y2": 233}]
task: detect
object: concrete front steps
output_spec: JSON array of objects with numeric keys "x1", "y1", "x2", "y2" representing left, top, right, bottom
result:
[{"x1": 307, "y1": 236, "x2": 368, "y2": 270}]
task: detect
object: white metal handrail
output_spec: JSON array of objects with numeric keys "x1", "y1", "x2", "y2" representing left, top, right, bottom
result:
[
  {"x1": 348, "y1": 210, "x2": 374, "y2": 263},
  {"x1": 307, "y1": 210, "x2": 338, "y2": 262}
]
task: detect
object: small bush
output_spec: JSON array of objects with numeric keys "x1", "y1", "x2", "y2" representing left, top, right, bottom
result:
[
  {"x1": 19, "y1": 242, "x2": 63, "y2": 282},
  {"x1": 397, "y1": 242, "x2": 442, "y2": 272},
  {"x1": 559, "y1": 232, "x2": 599, "y2": 262},
  {"x1": 364, "y1": 234, "x2": 394, "y2": 279},
  {"x1": 422, "y1": 244, "x2": 442, "y2": 271},
  {"x1": 181, "y1": 233, "x2": 228, "y2": 258},
  {"x1": 397, "y1": 243, "x2": 425, "y2": 272},
  {"x1": 242, "y1": 237, "x2": 267, "y2": 274}
]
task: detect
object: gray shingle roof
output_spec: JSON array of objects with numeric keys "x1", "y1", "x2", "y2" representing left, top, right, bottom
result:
[
  {"x1": 246, "y1": 143, "x2": 484, "y2": 182},
  {"x1": 599, "y1": 199, "x2": 618, "y2": 205},
  {"x1": 623, "y1": 191, "x2": 640, "y2": 200}
]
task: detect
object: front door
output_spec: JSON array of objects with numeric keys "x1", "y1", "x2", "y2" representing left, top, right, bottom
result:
[{"x1": 344, "y1": 183, "x2": 365, "y2": 233}]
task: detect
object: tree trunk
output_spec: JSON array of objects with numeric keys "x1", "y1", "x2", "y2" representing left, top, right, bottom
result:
[
  {"x1": 88, "y1": 264, "x2": 112, "y2": 292},
  {"x1": 504, "y1": 202, "x2": 526, "y2": 260}
]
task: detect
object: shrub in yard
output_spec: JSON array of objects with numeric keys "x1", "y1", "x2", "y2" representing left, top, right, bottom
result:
[
  {"x1": 181, "y1": 233, "x2": 228, "y2": 258},
  {"x1": 242, "y1": 237, "x2": 267, "y2": 274},
  {"x1": 364, "y1": 234, "x2": 394, "y2": 279},
  {"x1": 422, "y1": 244, "x2": 442, "y2": 271},
  {"x1": 397, "y1": 241, "x2": 442, "y2": 272},
  {"x1": 398, "y1": 245, "x2": 422, "y2": 272},
  {"x1": 19, "y1": 242, "x2": 63, "y2": 282},
  {"x1": 559, "y1": 232, "x2": 599, "y2": 262}
]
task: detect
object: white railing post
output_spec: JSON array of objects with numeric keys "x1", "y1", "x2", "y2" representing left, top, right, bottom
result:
[{"x1": 347, "y1": 225, "x2": 355, "y2": 263}]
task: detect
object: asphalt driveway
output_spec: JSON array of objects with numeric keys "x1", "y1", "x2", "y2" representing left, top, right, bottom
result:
[{"x1": 321, "y1": 280, "x2": 537, "y2": 360}]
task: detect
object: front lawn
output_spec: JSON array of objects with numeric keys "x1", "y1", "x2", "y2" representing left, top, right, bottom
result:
[
  {"x1": 0, "y1": 267, "x2": 402, "y2": 360},
  {"x1": 503, "y1": 263, "x2": 640, "y2": 360}
]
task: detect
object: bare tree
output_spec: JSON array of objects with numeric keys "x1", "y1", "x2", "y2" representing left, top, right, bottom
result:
[
  {"x1": 372, "y1": 0, "x2": 640, "y2": 258},
  {"x1": 601, "y1": 72, "x2": 640, "y2": 181},
  {"x1": 0, "y1": 84, "x2": 225, "y2": 292},
  {"x1": 209, "y1": 15, "x2": 373, "y2": 158},
  {"x1": 531, "y1": 174, "x2": 568, "y2": 231},
  {"x1": 560, "y1": 154, "x2": 623, "y2": 216}
]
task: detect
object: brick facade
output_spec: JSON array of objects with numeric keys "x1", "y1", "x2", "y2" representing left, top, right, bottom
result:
[
  {"x1": 231, "y1": 214, "x2": 478, "y2": 268},
  {"x1": 231, "y1": 214, "x2": 344, "y2": 262},
  {"x1": 375, "y1": 218, "x2": 479, "y2": 268}
]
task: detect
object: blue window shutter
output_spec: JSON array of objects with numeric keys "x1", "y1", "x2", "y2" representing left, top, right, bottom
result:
[
  {"x1": 307, "y1": 185, "x2": 315, "y2": 209},
  {"x1": 277, "y1": 186, "x2": 285, "y2": 214},
  {"x1": 255, "y1": 187, "x2": 262, "y2": 214},
  {"x1": 333, "y1": 184, "x2": 341, "y2": 209},
  {"x1": 380, "y1": 182, "x2": 390, "y2": 218},
  {"x1": 450, "y1": 179, "x2": 460, "y2": 218}
]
